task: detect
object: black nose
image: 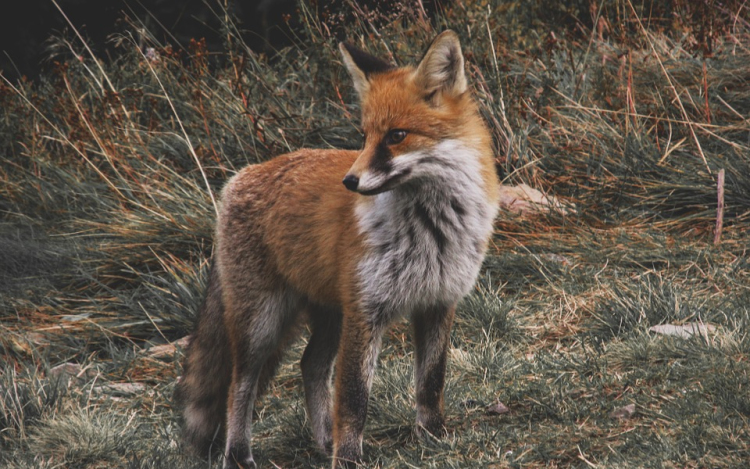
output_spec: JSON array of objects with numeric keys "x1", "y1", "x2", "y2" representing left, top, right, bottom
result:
[{"x1": 342, "y1": 174, "x2": 359, "y2": 192}]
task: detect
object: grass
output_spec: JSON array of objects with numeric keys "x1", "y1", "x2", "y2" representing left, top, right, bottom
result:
[{"x1": 1, "y1": 0, "x2": 749, "y2": 467}]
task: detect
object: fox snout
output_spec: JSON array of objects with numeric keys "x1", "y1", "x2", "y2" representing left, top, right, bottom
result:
[{"x1": 342, "y1": 174, "x2": 359, "y2": 191}]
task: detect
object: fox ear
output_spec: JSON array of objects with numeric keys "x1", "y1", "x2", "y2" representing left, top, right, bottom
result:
[
  {"x1": 415, "y1": 30, "x2": 467, "y2": 98},
  {"x1": 339, "y1": 42, "x2": 393, "y2": 99}
]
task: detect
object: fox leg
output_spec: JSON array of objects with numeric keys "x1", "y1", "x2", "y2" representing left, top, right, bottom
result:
[
  {"x1": 223, "y1": 288, "x2": 301, "y2": 469},
  {"x1": 332, "y1": 314, "x2": 385, "y2": 468},
  {"x1": 412, "y1": 303, "x2": 456, "y2": 437},
  {"x1": 301, "y1": 304, "x2": 343, "y2": 454},
  {"x1": 255, "y1": 340, "x2": 288, "y2": 404}
]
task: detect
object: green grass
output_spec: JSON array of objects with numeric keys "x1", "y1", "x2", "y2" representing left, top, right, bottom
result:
[{"x1": 2, "y1": 0, "x2": 750, "y2": 467}]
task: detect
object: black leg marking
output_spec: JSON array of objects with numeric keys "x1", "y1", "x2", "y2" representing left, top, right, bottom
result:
[
  {"x1": 301, "y1": 305, "x2": 342, "y2": 454},
  {"x1": 333, "y1": 318, "x2": 386, "y2": 467},
  {"x1": 412, "y1": 304, "x2": 455, "y2": 438}
]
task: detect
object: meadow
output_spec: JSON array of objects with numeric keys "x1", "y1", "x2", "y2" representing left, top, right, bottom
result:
[{"x1": 1, "y1": 1, "x2": 749, "y2": 467}]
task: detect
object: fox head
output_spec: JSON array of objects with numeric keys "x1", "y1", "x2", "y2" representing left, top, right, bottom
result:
[{"x1": 339, "y1": 31, "x2": 490, "y2": 195}]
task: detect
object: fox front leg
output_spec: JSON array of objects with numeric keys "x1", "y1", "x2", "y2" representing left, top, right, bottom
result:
[
  {"x1": 331, "y1": 314, "x2": 385, "y2": 468},
  {"x1": 412, "y1": 303, "x2": 456, "y2": 437}
]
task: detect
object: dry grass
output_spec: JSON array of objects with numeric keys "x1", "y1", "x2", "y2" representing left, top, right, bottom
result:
[{"x1": 1, "y1": 0, "x2": 749, "y2": 467}]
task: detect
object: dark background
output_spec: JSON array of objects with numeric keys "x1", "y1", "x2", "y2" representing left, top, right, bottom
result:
[
  {"x1": 0, "y1": 0, "x2": 300, "y2": 83},
  {"x1": 0, "y1": 0, "x2": 451, "y2": 83},
  {"x1": 2, "y1": 0, "x2": 730, "y2": 84}
]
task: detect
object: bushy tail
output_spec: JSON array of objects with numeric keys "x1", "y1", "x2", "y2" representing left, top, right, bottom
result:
[{"x1": 175, "y1": 261, "x2": 231, "y2": 456}]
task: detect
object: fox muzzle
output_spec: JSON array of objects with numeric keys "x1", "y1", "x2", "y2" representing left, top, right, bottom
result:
[{"x1": 342, "y1": 174, "x2": 360, "y2": 192}]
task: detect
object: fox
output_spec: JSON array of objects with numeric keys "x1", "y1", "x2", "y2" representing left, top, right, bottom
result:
[{"x1": 175, "y1": 30, "x2": 500, "y2": 468}]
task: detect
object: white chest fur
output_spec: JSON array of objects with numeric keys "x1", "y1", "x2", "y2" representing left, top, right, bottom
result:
[{"x1": 354, "y1": 140, "x2": 497, "y2": 322}]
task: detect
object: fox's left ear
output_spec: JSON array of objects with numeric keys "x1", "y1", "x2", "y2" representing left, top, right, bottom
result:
[
  {"x1": 339, "y1": 42, "x2": 394, "y2": 100},
  {"x1": 415, "y1": 30, "x2": 467, "y2": 98}
]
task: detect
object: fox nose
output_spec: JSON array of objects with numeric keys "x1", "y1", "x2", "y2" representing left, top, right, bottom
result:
[{"x1": 342, "y1": 174, "x2": 359, "y2": 192}]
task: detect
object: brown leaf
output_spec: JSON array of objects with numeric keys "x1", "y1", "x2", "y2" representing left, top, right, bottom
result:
[
  {"x1": 609, "y1": 403, "x2": 636, "y2": 419},
  {"x1": 147, "y1": 336, "x2": 190, "y2": 358},
  {"x1": 487, "y1": 401, "x2": 510, "y2": 415},
  {"x1": 49, "y1": 362, "x2": 83, "y2": 379},
  {"x1": 497, "y1": 184, "x2": 570, "y2": 215},
  {"x1": 95, "y1": 382, "x2": 147, "y2": 396},
  {"x1": 649, "y1": 323, "x2": 715, "y2": 339}
]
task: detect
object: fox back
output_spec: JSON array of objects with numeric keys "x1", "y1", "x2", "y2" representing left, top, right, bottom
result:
[{"x1": 176, "y1": 31, "x2": 499, "y2": 469}]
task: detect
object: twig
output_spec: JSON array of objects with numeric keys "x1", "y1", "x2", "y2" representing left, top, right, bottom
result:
[
  {"x1": 486, "y1": 6, "x2": 499, "y2": 77},
  {"x1": 626, "y1": 50, "x2": 637, "y2": 129},
  {"x1": 714, "y1": 168, "x2": 725, "y2": 245},
  {"x1": 140, "y1": 302, "x2": 169, "y2": 344},
  {"x1": 716, "y1": 94, "x2": 748, "y2": 121},
  {"x1": 703, "y1": 61, "x2": 711, "y2": 124}
]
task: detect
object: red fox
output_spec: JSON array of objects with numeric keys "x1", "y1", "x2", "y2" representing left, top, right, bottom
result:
[{"x1": 176, "y1": 30, "x2": 500, "y2": 468}]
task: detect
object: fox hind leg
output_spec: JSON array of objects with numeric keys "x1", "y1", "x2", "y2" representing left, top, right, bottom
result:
[
  {"x1": 301, "y1": 304, "x2": 343, "y2": 454},
  {"x1": 223, "y1": 287, "x2": 303, "y2": 469}
]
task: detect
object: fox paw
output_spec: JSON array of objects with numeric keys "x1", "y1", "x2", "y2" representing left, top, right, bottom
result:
[
  {"x1": 223, "y1": 444, "x2": 256, "y2": 469},
  {"x1": 416, "y1": 415, "x2": 447, "y2": 439}
]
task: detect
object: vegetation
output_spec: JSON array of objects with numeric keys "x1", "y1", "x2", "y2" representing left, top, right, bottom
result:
[{"x1": 1, "y1": 0, "x2": 749, "y2": 467}]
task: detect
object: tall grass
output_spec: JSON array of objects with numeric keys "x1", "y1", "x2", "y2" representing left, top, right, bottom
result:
[{"x1": 1, "y1": 0, "x2": 749, "y2": 467}]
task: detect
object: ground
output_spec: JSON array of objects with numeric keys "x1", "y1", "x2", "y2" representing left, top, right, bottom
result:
[{"x1": 1, "y1": 1, "x2": 749, "y2": 468}]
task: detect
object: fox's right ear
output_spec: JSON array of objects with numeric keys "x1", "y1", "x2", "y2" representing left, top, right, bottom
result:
[
  {"x1": 415, "y1": 30, "x2": 467, "y2": 99},
  {"x1": 339, "y1": 42, "x2": 393, "y2": 99}
]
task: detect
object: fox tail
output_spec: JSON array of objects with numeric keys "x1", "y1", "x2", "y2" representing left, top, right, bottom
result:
[{"x1": 174, "y1": 261, "x2": 231, "y2": 456}]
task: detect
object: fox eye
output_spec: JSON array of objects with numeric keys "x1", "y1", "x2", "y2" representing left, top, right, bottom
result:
[{"x1": 384, "y1": 129, "x2": 407, "y2": 145}]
